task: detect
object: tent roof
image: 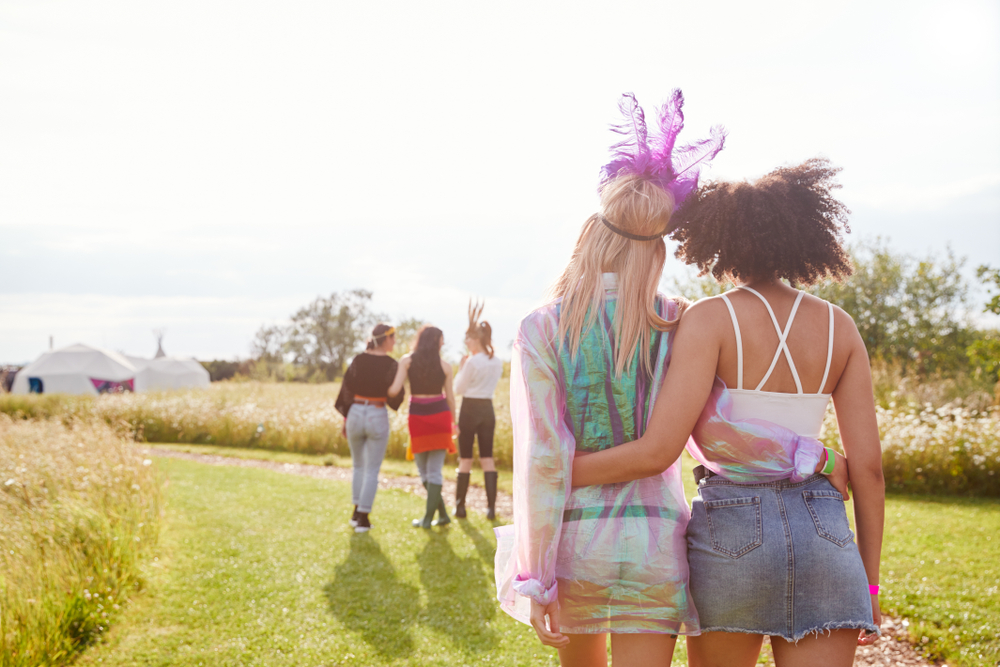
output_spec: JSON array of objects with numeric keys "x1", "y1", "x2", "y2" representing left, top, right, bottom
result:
[{"x1": 22, "y1": 343, "x2": 137, "y2": 380}]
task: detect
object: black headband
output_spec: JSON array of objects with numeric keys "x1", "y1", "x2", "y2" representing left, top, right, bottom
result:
[{"x1": 598, "y1": 215, "x2": 667, "y2": 241}]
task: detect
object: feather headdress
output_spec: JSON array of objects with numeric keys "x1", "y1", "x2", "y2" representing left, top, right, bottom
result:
[{"x1": 599, "y1": 90, "x2": 726, "y2": 214}]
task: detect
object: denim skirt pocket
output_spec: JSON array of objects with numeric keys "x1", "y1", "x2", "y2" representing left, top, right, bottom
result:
[
  {"x1": 704, "y1": 496, "x2": 762, "y2": 558},
  {"x1": 802, "y1": 489, "x2": 854, "y2": 547}
]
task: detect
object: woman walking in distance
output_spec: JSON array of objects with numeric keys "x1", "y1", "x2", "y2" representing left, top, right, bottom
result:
[
  {"x1": 389, "y1": 325, "x2": 458, "y2": 528},
  {"x1": 494, "y1": 91, "x2": 724, "y2": 666},
  {"x1": 571, "y1": 160, "x2": 883, "y2": 666},
  {"x1": 453, "y1": 300, "x2": 505, "y2": 520},
  {"x1": 335, "y1": 323, "x2": 405, "y2": 533}
]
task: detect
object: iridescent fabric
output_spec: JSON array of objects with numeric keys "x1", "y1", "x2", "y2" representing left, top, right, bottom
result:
[
  {"x1": 495, "y1": 275, "x2": 698, "y2": 635},
  {"x1": 686, "y1": 377, "x2": 825, "y2": 483}
]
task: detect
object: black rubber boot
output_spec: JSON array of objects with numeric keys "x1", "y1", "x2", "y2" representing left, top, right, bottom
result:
[
  {"x1": 484, "y1": 471, "x2": 498, "y2": 520},
  {"x1": 432, "y1": 483, "x2": 451, "y2": 527},
  {"x1": 455, "y1": 472, "x2": 470, "y2": 519},
  {"x1": 412, "y1": 482, "x2": 437, "y2": 529}
]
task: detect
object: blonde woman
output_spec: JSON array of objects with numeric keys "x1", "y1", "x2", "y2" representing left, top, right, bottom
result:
[{"x1": 495, "y1": 91, "x2": 724, "y2": 666}]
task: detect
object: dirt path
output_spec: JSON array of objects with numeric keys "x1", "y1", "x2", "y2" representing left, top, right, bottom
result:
[{"x1": 143, "y1": 448, "x2": 940, "y2": 667}]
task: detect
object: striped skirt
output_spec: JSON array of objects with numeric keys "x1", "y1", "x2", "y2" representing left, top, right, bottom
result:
[{"x1": 408, "y1": 395, "x2": 456, "y2": 455}]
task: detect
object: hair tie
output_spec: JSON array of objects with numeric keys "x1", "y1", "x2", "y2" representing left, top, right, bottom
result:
[{"x1": 599, "y1": 215, "x2": 667, "y2": 242}]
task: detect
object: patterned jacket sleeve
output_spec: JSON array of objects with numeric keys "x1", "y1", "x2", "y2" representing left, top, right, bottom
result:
[{"x1": 507, "y1": 311, "x2": 575, "y2": 605}]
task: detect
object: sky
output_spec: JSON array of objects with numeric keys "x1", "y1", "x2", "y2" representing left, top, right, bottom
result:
[{"x1": 1, "y1": 0, "x2": 998, "y2": 364}]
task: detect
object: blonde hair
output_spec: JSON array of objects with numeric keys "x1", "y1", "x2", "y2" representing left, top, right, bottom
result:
[{"x1": 550, "y1": 174, "x2": 684, "y2": 377}]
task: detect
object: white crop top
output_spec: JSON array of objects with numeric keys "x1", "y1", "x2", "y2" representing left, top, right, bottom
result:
[{"x1": 721, "y1": 287, "x2": 834, "y2": 440}]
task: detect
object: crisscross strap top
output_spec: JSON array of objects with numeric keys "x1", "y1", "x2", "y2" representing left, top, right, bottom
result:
[{"x1": 718, "y1": 287, "x2": 834, "y2": 439}]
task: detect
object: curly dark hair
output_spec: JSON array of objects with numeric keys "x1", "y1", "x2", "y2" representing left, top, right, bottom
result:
[{"x1": 671, "y1": 158, "x2": 853, "y2": 286}]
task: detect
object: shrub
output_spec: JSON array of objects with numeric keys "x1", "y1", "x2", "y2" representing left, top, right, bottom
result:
[{"x1": 820, "y1": 404, "x2": 1000, "y2": 497}]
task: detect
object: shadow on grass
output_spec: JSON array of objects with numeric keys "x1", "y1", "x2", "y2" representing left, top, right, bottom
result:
[
  {"x1": 457, "y1": 518, "x2": 496, "y2": 567},
  {"x1": 417, "y1": 529, "x2": 499, "y2": 654},
  {"x1": 324, "y1": 533, "x2": 420, "y2": 659}
]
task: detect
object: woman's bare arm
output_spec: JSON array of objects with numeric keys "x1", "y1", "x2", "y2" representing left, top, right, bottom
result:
[
  {"x1": 442, "y1": 359, "x2": 457, "y2": 423},
  {"x1": 571, "y1": 300, "x2": 722, "y2": 486},
  {"x1": 387, "y1": 355, "x2": 410, "y2": 397},
  {"x1": 831, "y1": 311, "x2": 885, "y2": 634}
]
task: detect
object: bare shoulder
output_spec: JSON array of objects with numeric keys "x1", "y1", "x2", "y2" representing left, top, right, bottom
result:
[
  {"x1": 681, "y1": 294, "x2": 734, "y2": 328},
  {"x1": 399, "y1": 354, "x2": 413, "y2": 367}
]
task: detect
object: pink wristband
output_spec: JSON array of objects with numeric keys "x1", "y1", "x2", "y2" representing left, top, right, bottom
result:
[{"x1": 869, "y1": 584, "x2": 880, "y2": 595}]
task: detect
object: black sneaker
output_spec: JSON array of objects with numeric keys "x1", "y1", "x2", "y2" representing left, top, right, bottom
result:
[
  {"x1": 354, "y1": 513, "x2": 371, "y2": 533},
  {"x1": 349, "y1": 508, "x2": 360, "y2": 527}
]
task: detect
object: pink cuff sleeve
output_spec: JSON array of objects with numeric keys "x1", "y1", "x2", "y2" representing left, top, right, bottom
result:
[
  {"x1": 790, "y1": 436, "x2": 824, "y2": 482},
  {"x1": 512, "y1": 575, "x2": 559, "y2": 606}
]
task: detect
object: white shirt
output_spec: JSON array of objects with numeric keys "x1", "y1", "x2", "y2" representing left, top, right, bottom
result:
[{"x1": 453, "y1": 352, "x2": 504, "y2": 399}]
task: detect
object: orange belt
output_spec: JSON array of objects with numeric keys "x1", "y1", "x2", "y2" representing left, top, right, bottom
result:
[{"x1": 354, "y1": 395, "x2": 386, "y2": 407}]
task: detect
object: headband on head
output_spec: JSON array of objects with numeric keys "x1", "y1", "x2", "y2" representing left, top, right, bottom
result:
[
  {"x1": 372, "y1": 327, "x2": 395, "y2": 342},
  {"x1": 599, "y1": 90, "x2": 726, "y2": 213},
  {"x1": 599, "y1": 215, "x2": 667, "y2": 242}
]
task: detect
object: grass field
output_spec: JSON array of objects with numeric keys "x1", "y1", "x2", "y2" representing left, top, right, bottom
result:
[
  {"x1": 75, "y1": 457, "x2": 568, "y2": 666},
  {"x1": 68, "y1": 451, "x2": 1000, "y2": 667}
]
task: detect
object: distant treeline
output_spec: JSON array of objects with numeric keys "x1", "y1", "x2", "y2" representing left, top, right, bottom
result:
[{"x1": 220, "y1": 240, "x2": 1000, "y2": 391}]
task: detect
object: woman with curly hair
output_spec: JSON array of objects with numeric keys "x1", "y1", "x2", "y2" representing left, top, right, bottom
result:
[
  {"x1": 389, "y1": 325, "x2": 458, "y2": 528},
  {"x1": 572, "y1": 159, "x2": 883, "y2": 667}
]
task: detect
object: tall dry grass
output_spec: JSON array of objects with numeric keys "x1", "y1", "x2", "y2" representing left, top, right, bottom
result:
[
  {"x1": 0, "y1": 416, "x2": 160, "y2": 666},
  {"x1": 3, "y1": 374, "x2": 996, "y2": 494},
  {"x1": 0, "y1": 382, "x2": 517, "y2": 466}
]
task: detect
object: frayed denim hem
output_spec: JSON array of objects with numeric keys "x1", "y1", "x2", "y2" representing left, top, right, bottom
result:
[{"x1": 697, "y1": 620, "x2": 880, "y2": 643}]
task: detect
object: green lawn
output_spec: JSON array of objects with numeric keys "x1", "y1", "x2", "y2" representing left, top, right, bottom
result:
[
  {"x1": 76, "y1": 458, "x2": 565, "y2": 666},
  {"x1": 877, "y1": 495, "x2": 1000, "y2": 666},
  {"x1": 78, "y1": 453, "x2": 1000, "y2": 667},
  {"x1": 144, "y1": 442, "x2": 516, "y2": 495}
]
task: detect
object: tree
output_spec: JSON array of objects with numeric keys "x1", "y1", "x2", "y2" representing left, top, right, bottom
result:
[
  {"x1": 284, "y1": 290, "x2": 385, "y2": 381},
  {"x1": 670, "y1": 239, "x2": 974, "y2": 376},
  {"x1": 811, "y1": 239, "x2": 969, "y2": 375},
  {"x1": 967, "y1": 265, "x2": 1000, "y2": 385},
  {"x1": 250, "y1": 325, "x2": 285, "y2": 364},
  {"x1": 978, "y1": 264, "x2": 1000, "y2": 316},
  {"x1": 391, "y1": 317, "x2": 426, "y2": 357}
]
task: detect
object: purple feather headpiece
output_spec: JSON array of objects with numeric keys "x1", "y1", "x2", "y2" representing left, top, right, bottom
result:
[{"x1": 599, "y1": 90, "x2": 726, "y2": 213}]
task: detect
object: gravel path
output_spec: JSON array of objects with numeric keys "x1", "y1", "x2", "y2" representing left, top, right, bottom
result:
[{"x1": 144, "y1": 447, "x2": 940, "y2": 666}]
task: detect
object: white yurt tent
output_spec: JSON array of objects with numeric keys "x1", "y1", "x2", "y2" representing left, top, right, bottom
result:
[
  {"x1": 131, "y1": 357, "x2": 210, "y2": 392},
  {"x1": 11, "y1": 343, "x2": 138, "y2": 395}
]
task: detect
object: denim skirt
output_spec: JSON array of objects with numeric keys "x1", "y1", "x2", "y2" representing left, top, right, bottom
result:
[{"x1": 686, "y1": 469, "x2": 879, "y2": 642}]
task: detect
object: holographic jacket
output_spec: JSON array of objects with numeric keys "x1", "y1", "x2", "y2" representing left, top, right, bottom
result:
[{"x1": 495, "y1": 275, "x2": 698, "y2": 634}]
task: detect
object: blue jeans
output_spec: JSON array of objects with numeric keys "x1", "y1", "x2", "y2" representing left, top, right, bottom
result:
[
  {"x1": 346, "y1": 404, "x2": 390, "y2": 513},
  {"x1": 414, "y1": 449, "x2": 446, "y2": 485}
]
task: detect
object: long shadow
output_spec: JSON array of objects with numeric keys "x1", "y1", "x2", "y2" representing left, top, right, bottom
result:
[
  {"x1": 324, "y1": 533, "x2": 420, "y2": 659},
  {"x1": 417, "y1": 530, "x2": 499, "y2": 654},
  {"x1": 458, "y1": 519, "x2": 496, "y2": 567}
]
